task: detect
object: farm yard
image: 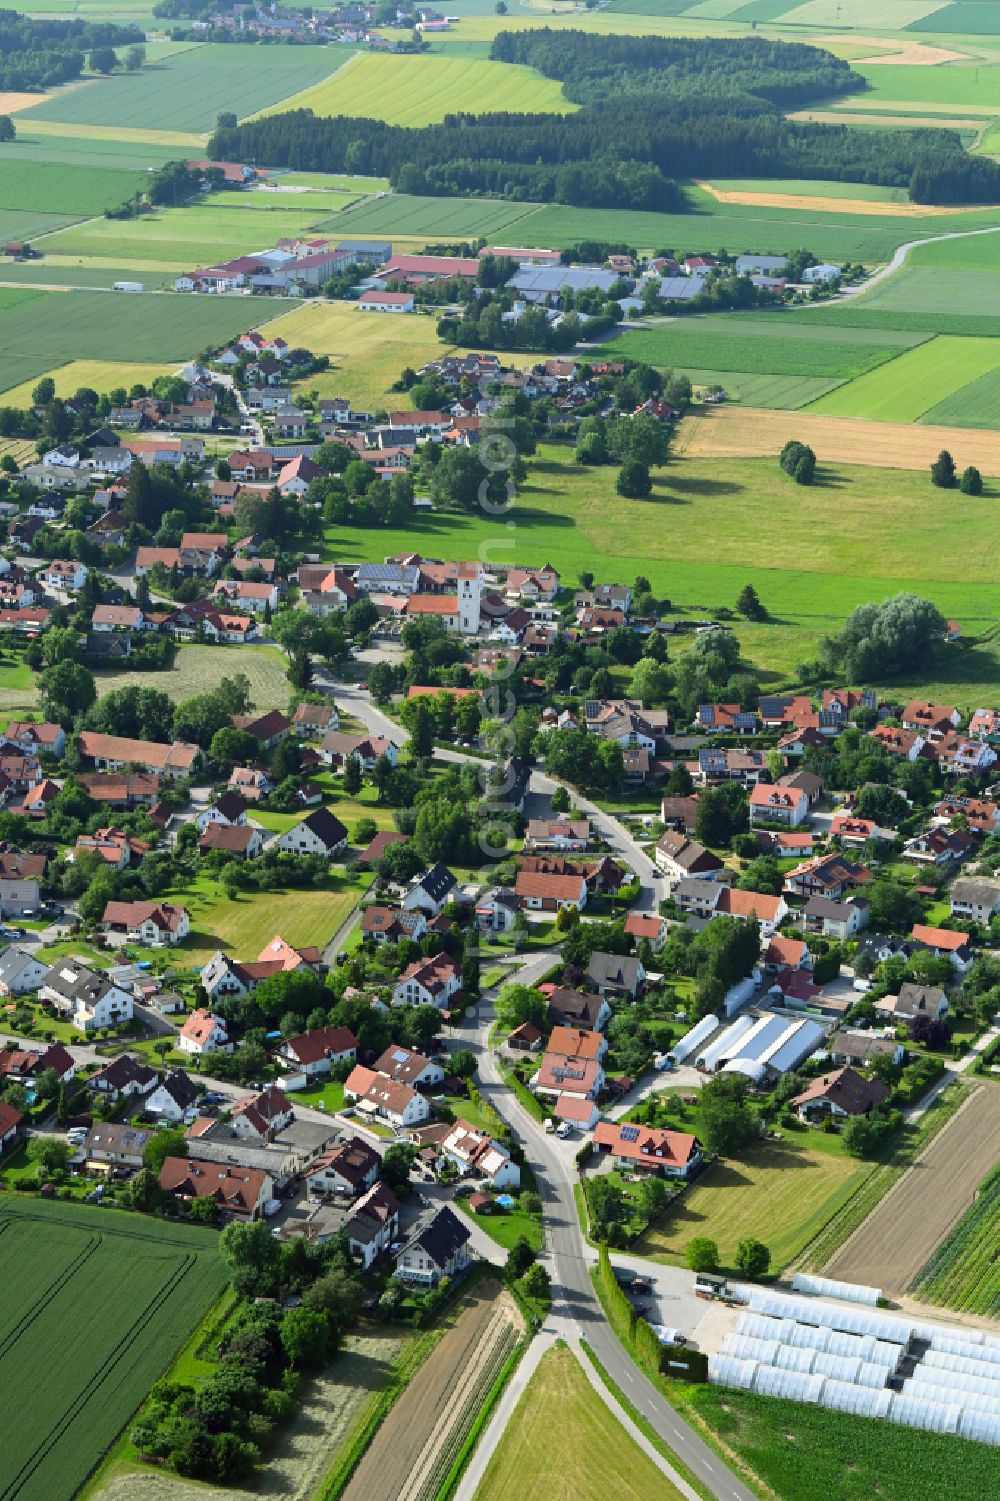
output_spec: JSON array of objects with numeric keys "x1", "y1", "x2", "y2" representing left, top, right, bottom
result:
[
  {"x1": 28, "y1": 44, "x2": 351, "y2": 133},
  {"x1": 473, "y1": 1344, "x2": 685, "y2": 1501},
  {"x1": 634, "y1": 1139, "x2": 869, "y2": 1273},
  {"x1": 258, "y1": 50, "x2": 573, "y2": 126},
  {"x1": 913, "y1": 1163, "x2": 1000, "y2": 1317},
  {"x1": 341, "y1": 1280, "x2": 523, "y2": 1501},
  {"x1": 0, "y1": 1199, "x2": 227, "y2": 1501},
  {"x1": 825, "y1": 1082, "x2": 1000, "y2": 1294}
]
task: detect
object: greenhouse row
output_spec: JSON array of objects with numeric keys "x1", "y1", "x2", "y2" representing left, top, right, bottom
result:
[{"x1": 707, "y1": 1355, "x2": 1000, "y2": 1445}]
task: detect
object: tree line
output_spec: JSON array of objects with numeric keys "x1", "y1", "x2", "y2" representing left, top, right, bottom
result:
[
  {"x1": 0, "y1": 12, "x2": 142, "y2": 90},
  {"x1": 207, "y1": 33, "x2": 1000, "y2": 210}
]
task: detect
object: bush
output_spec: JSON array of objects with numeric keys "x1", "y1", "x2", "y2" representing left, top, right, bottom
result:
[
  {"x1": 960, "y1": 464, "x2": 983, "y2": 496},
  {"x1": 616, "y1": 457, "x2": 651, "y2": 498},
  {"x1": 685, "y1": 1236, "x2": 719, "y2": 1272},
  {"x1": 930, "y1": 448, "x2": 956, "y2": 488},
  {"x1": 779, "y1": 438, "x2": 815, "y2": 485}
]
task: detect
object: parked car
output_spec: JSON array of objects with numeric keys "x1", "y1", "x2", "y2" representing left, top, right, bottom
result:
[{"x1": 650, "y1": 1325, "x2": 686, "y2": 1345}]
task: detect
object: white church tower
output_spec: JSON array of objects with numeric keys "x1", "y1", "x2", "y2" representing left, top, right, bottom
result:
[{"x1": 457, "y1": 561, "x2": 482, "y2": 635}]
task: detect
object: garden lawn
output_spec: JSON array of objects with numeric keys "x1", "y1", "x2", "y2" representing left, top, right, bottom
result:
[
  {"x1": 258, "y1": 49, "x2": 573, "y2": 126},
  {"x1": 173, "y1": 871, "x2": 369, "y2": 968},
  {"x1": 457, "y1": 1198, "x2": 543, "y2": 1253},
  {"x1": 473, "y1": 1343, "x2": 686, "y2": 1501},
  {"x1": 285, "y1": 1077, "x2": 346, "y2": 1113},
  {"x1": 30, "y1": 43, "x2": 352, "y2": 131},
  {"x1": 93, "y1": 642, "x2": 290, "y2": 707},
  {"x1": 0, "y1": 1198, "x2": 227, "y2": 1501},
  {"x1": 0, "y1": 653, "x2": 40, "y2": 712},
  {"x1": 634, "y1": 1139, "x2": 869, "y2": 1272}
]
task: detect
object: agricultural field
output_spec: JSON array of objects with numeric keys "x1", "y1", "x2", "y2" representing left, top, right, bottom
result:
[
  {"x1": 0, "y1": 131, "x2": 175, "y2": 173},
  {"x1": 634, "y1": 1139, "x2": 868, "y2": 1272},
  {"x1": 262, "y1": 300, "x2": 464, "y2": 410},
  {"x1": 809, "y1": 334, "x2": 1000, "y2": 419},
  {"x1": 259, "y1": 50, "x2": 573, "y2": 126},
  {"x1": 0, "y1": 1198, "x2": 228, "y2": 1501},
  {"x1": 606, "y1": 319, "x2": 922, "y2": 380},
  {"x1": 679, "y1": 401, "x2": 1000, "y2": 477},
  {"x1": 912, "y1": 1162, "x2": 1000, "y2": 1316},
  {"x1": 852, "y1": 60, "x2": 1000, "y2": 113},
  {"x1": 0, "y1": 158, "x2": 147, "y2": 219},
  {"x1": 29, "y1": 44, "x2": 351, "y2": 132},
  {"x1": 0, "y1": 359, "x2": 169, "y2": 407},
  {"x1": 474, "y1": 1344, "x2": 685, "y2": 1501},
  {"x1": 343, "y1": 1281, "x2": 522, "y2": 1501},
  {"x1": 174, "y1": 871, "x2": 369, "y2": 968},
  {"x1": 94, "y1": 643, "x2": 290, "y2": 707},
  {"x1": 0, "y1": 290, "x2": 275, "y2": 380},
  {"x1": 42, "y1": 200, "x2": 332, "y2": 267},
  {"x1": 825, "y1": 1081, "x2": 1000, "y2": 1294},
  {"x1": 684, "y1": 1385, "x2": 1000, "y2": 1501},
  {"x1": 324, "y1": 191, "x2": 542, "y2": 239},
  {"x1": 674, "y1": 370, "x2": 846, "y2": 407}
]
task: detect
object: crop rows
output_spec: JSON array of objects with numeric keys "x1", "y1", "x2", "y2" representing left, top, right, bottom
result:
[
  {"x1": 611, "y1": 326, "x2": 901, "y2": 379},
  {"x1": 0, "y1": 1202, "x2": 227, "y2": 1501},
  {"x1": 410, "y1": 1317, "x2": 520, "y2": 1501},
  {"x1": 912, "y1": 1163, "x2": 1000, "y2": 1316}
]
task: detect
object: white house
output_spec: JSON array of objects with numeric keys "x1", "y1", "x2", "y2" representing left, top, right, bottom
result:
[
  {"x1": 0, "y1": 946, "x2": 49, "y2": 996},
  {"x1": 438, "y1": 1119, "x2": 520, "y2": 1189},
  {"x1": 391, "y1": 954, "x2": 462, "y2": 1010},
  {"x1": 345, "y1": 1182, "x2": 400, "y2": 1269},
  {"x1": 178, "y1": 1008, "x2": 231, "y2": 1055},
  {"x1": 231, "y1": 1084, "x2": 295, "y2": 1141},
  {"x1": 144, "y1": 1069, "x2": 200, "y2": 1122},
  {"x1": 395, "y1": 1205, "x2": 472, "y2": 1285},
  {"x1": 40, "y1": 560, "x2": 88, "y2": 592},
  {"x1": 344, "y1": 1065, "x2": 431, "y2": 1128},
  {"x1": 276, "y1": 806, "x2": 348, "y2": 858},
  {"x1": 101, "y1": 900, "x2": 190, "y2": 946},
  {"x1": 39, "y1": 962, "x2": 133, "y2": 1032}
]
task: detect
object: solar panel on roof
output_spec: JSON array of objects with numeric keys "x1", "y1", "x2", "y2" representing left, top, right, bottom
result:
[
  {"x1": 392, "y1": 1049, "x2": 409, "y2": 1062},
  {"x1": 620, "y1": 1125, "x2": 640, "y2": 1141}
]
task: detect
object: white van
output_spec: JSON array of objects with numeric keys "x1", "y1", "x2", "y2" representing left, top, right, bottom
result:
[{"x1": 543, "y1": 1118, "x2": 555, "y2": 1133}]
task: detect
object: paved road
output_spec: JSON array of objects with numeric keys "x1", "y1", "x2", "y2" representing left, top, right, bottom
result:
[{"x1": 455, "y1": 982, "x2": 757, "y2": 1501}]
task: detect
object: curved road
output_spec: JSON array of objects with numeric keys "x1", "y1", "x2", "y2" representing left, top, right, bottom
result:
[
  {"x1": 459, "y1": 982, "x2": 756, "y2": 1501},
  {"x1": 317, "y1": 677, "x2": 749, "y2": 1495}
]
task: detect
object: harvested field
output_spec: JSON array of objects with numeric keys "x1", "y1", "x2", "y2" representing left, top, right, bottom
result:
[
  {"x1": 789, "y1": 109, "x2": 994, "y2": 130},
  {"x1": 343, "y1": 1281, "x2": 522, "y2": 1501},
  {"x1": 695, "y1": 179, "x2": 987, "y2": 217},
  {"x1": 825, "y1": 1080, "x2": 1000, "y2": 1294},
  {"x1": 677, "y1": 403, "x2": 1000, "y2": 472},
  {"x1": 853, "y1": 41, "x2": 967, "y2": 66},
  {"x1": 0, "y1": 92, "x2": 47, "y2": 113}
]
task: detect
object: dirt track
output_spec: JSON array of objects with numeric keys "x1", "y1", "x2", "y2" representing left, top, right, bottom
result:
[
  {"x1": 342, "y1": 1281, "x2": 520, "y2": 1501},
  {"x1": 676, "y1": 404, "x2": 1000, "y2": 473},
  {"x1": 826, "y1": 1081, "x2": 1000, "y2": 1294}
]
